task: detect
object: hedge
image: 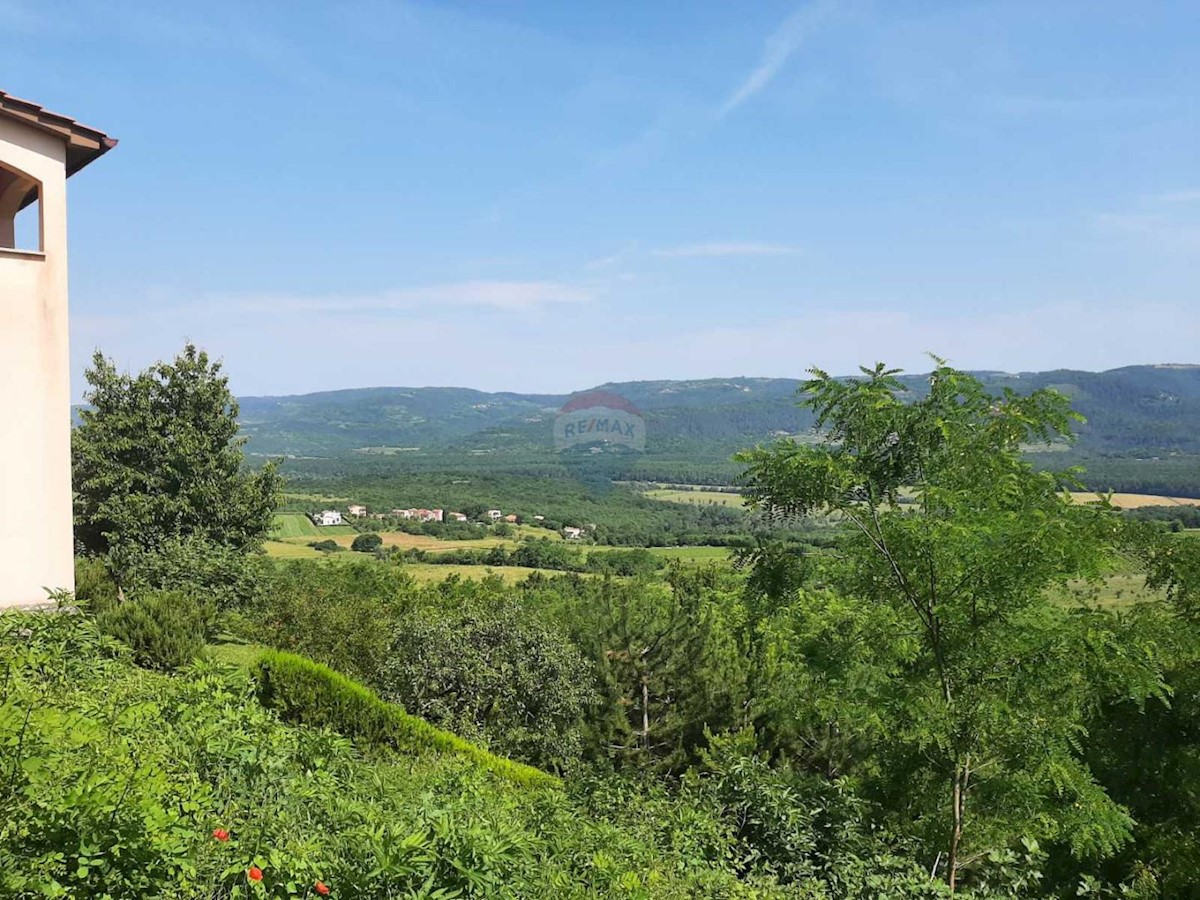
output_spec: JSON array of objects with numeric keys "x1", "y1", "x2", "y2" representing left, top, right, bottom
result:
[{"x1": 254, "y1": 649, "x2": 560, "y2": 789}]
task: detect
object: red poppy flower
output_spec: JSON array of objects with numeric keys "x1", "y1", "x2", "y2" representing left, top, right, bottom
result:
[
  {"x1": 247, "y1": 867, "x2": 263, "y2": 882},
  {"x1": 211, "y1": 828, "x2": 230, "y2": 842},
  {"x1": 314, "y1": 880, "x2": 330, "y2": 895}
]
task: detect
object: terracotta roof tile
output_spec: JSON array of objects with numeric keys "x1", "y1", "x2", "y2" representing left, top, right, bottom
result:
[{"x1": 0, "y1": 89, "x2": 117, "y2": 176}]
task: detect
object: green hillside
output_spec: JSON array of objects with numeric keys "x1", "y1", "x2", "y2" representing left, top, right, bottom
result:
[
  {"x1": 236, "y1": 365, "x2": 1200, "y2": 496},
  {"x1": 237, "y1": 365, "x2": 1200, "y2": 460}
]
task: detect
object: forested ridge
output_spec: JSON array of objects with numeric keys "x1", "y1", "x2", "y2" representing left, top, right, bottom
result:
[{"x1": 233, "y1": 365, "x2": 1200, "y2": 498}]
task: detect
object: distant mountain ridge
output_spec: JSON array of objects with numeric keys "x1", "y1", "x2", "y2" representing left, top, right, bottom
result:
[{"x1": 236, "y1": 365, "x2": 1200, "y2": 460}]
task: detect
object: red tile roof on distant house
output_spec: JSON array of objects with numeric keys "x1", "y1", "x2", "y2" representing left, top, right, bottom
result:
[{"x1": 0, "y1": 90, "x2": 118, "y2": 191}]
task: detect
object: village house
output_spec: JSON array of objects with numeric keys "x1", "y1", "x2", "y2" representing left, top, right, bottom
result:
[
  {"x1": 448, "y1": 512, "x2": 468, "y2": 522},
  {"x1": 313, "y1": 510, "x2": 344, "y2": 527},
  {"x1": 503, "y1": 514, "x2": 519, "y2": 523},
  {"x1": 562, "y1": 526, "x2": 583, "y2": 540},
  {"x1": 0, "y1": 91, "x2": 115, "y2": 608},
  {"x1": 487, "y1": 509, "x2": 503, "y2": 520},
  {"x1": 347, "y1": 504, "x2": 367, "y2": 517}
]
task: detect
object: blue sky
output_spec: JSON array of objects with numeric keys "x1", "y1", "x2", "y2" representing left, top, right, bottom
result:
[{"x1": 2, "y1": 0, "x2": 1198, "y2": 397}]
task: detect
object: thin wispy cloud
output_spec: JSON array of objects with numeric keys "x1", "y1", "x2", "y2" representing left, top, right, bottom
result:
[
  {"x1": 583, "y1": 244, "x2": 639, "y2": 270},
  {"x1": 1146, "y1": 189, "x2": 1200, "y2": 204},
  {"x1": 718, "y1": 0, "x2": 840, "y2": 118},
  {"x1": 652, "y1": 242, "x2": 801, "y2": 259},
  {"x1": 221, "y1": 280, "x2": 592, "y2": 315},
  {"x1": 1093, "y1": 212, "x2": 1200, "y2": 254}
]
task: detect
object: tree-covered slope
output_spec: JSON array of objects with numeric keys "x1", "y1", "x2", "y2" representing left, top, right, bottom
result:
[{"x1": 236, "y1": 365, "x2": 1200, "y2": 461}]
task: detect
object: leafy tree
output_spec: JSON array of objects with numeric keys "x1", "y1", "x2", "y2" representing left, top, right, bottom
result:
[
  {"x1": 379, "y1": 589, "x2": 595, "y2": 771},
  {"x1": 351, "y1": 533, "x2": 384, "y2": 553},
  {"x1": 73, "y1": 344, "x2": 282, "y2": 588},
  {"x1": 737, "y1": 361, "x2": 1165, "y2": 890}
]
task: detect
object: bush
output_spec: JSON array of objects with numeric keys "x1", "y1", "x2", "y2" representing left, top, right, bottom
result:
[
  {"x1": 351, "y1": 532, "x2": 383, "y2": 553},
  {"x1": 97, "y1": 592, "x2": 207, "y2": 671},
  {"x1": 380, "y1": 597, "x2": 595, "y2": 771},
  {"x1": 109, "y1": 533, "x2": 272, "y2": 611},
  {"x1": 74, "y1": 556, "x2": 121, "y2": 615},
  {"x1": 309, "y1": 538, "x2": 341, "y2": 552},
  {"x1": 240, "y1": 559, "x2": 412, "y2": 683},
  {"x1": 255, "y1": 649, "x2": 560, "y2": 789}
]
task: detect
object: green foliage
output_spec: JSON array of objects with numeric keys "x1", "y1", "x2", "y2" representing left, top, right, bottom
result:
[
  {"x1": 73, "y1": 555, "x2": 121, "y2": 615},
  {"x1": 72, "y1": 342, "x2": 283, "y2": 577},
  {"x1": 255, "y1": 649, "x2": 560, "y2": 789},
  {"x1": 115, "y1": 532, "x2": 273, "y2": 611},
  {"x1": 351, "y1": 532, "x2": 384, "y2": 553},
  {"x1": 529, "y1": 566, "x2": 754, "y2": 771},
  {"x1": 308, "y1": 538, "x2": 340, "y2": 552},
  {"x1": 737, "y1": 361, "x2": 1168, "y2": 890},
  {"x1": 97, "y1": 591, "x2": 208, "y2": 671},
  {"x1": 243, "y1": 559, "x2": 413, "y2": 684},
  {"x1": 380, "y1": 593, "x2": 596, "y2": 771},
  {"x1": 11, "y1": 611, "x2": 824, "y2": 899}
]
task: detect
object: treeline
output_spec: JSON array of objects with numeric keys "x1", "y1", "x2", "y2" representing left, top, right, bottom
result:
[{"x1": 397, "y1": 541, "x2": 665, "y2": 576}]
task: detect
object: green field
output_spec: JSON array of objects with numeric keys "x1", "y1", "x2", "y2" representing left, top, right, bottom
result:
[
  {"x1": 271, "y1": 513, "x2": 355, "y2": 538},
  {"x1": 644, "y1": 488, "x2": 747, "y2": 508},
  {"x1": 1052, "y1": 572, "x2": 1163, "y2": 611},
  {"x1": 648, "y1": 545, "x2": 735, "y2": 563}
]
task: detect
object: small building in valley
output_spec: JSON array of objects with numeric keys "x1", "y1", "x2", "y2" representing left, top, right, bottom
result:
[
  {"x1": 314, "y1": 510, "x2": 344, "y2": 526},
  {"x1": 562, "y1": 526, "x2": 583, "y2": 540},
  {"x1": 347, "y1": 504, "x2": 367, "y2": 517}
]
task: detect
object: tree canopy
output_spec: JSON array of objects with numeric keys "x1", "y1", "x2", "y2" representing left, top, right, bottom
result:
[
  {"x1": 737, "y1": 361, "x2": 1168, "y2": 891},
  {"x1": 73, "y1": 343, "x2": 282, "y2": 586}
]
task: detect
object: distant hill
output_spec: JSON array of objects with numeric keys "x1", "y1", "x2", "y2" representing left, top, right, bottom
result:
[{"x1": 237, "y1": 365, "x2": 1200, "y2": 461}]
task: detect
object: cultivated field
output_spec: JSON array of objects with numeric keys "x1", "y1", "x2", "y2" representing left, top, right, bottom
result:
[
  {"x1": 646, "y1": 488, "x2": 1200, "y2": 512},
  {"x1": 648, "y1": 545, "x2": 735, "y2": 563},
  {"x1": 267, "y1": 514, "x2": 563, "y2": 558},
  {"x1": 1069, "y1": 492, "x2": 1200, "y2": 509},
  {"x1": 644, "y1": 488, "x2": 747, "y2": 508}
]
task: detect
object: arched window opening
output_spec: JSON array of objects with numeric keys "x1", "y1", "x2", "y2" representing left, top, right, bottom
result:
[{"x1": 0, "y1": 162, "x2": 42, "y2": 253}]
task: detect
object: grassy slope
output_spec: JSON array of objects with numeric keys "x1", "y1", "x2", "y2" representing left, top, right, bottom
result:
[{"x1": 272, "y1": 513, "x2": 356, "y2": 538}]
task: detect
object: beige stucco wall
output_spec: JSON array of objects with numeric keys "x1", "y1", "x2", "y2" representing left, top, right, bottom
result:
[{"x1": 0, "y1": 117, "x2": 74, "y2": 607}]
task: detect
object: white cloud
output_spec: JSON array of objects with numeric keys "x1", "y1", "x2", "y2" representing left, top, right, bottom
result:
[
  {"x1": 224, "y1": 280, "x2": 592, "y2": 314},
  {"x1": 718, "y1": 0, "x2": 840, "y2": 118},
  {"x1": 652, "y1": 242, "x2": 800, "y2": 259}
]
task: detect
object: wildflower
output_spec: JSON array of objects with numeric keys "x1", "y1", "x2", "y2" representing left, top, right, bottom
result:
[
  {"x1": 212, "y1": 828, "x2": 230, "y2": 842},
  {"x1": 314, "y1": 880, "x2": 330, "y2": 895},
  {"x1": 247, "y1": 866, "x2": 263, "y2": 882}
]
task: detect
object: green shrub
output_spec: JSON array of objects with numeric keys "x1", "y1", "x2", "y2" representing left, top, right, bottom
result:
[
  {"x1": 97, "y1": 592, "x2": 207, "y2": 671},
  {"x1": 309, "y1": 538, "x2": 340, "y2": 552},
  {"x1": 241, "y1": 559, "x2": 413, "y2": 683},
  {"x1": 255, "y1": 649, "x2": 560, "y2": 789},
  {"x1": 73, "y1": 556, "x2": 121, "y2": 615},
  {"x1": 381, "y1": 597, "x2": 595, "y2": 771},
  {"x1": 110, "y1": 533, "x2": 272, "y2": 612},
  {"x1": 351, "y1": 532, "x2": 383, "y2": 553}
]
